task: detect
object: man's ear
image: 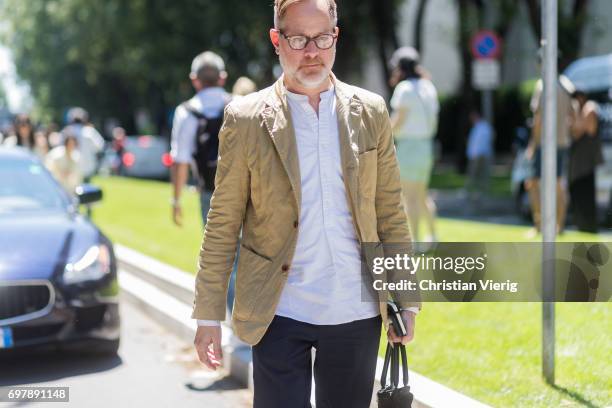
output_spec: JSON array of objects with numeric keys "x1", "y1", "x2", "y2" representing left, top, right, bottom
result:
[
  {"x1": 270, "y1": 29, "x2": 280, "y2": 48},
  {"x1": 189, "y1": 73, "x2": 202, "y2": 91},
  {"x1": 334, "y1": 26, "x2": 339, "y2": 38},
  {"x1": 218, "y1": 71, "x2": 227, "y2": 87}
]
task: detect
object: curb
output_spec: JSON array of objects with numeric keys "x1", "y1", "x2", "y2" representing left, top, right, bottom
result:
[{"x1": 116, "y1": 244, "x2": 491, "y2": 408}]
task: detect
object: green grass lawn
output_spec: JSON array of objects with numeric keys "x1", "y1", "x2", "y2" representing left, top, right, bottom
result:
[
  {"x1": 379, "y1": 303, "x2": 611, "y2": 407},
  {"x1": 92, "y1": 176, "x2": 204, "y2": 274},
  {"x1": 91, "y1": 175, "x2": 611, "y2": 407}
]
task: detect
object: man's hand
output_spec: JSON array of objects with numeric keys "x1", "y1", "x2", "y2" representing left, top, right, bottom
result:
[
  {"x1": 194, "y1": 326, "x2": 223, "y2": 370},
  {"x1": 172, "y1": 203, "x2": 183, "y2": 226},
  {"x1": 386, "y1": 310, "x2": 416, "y2": 345}
]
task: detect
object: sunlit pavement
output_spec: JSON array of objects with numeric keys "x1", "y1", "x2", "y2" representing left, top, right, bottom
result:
[{"x1": 0, "y1": 294, "x2": 252, "y2": 408}]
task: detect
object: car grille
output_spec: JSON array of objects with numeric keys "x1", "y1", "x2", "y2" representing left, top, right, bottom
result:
[{"x1": 0, "y1": 281, "x2": 54, "y2": 324}]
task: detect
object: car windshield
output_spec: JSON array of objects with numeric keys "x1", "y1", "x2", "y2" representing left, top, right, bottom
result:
[{"x1": 0, "y1": 159, "x2": 70, "y2": 214}]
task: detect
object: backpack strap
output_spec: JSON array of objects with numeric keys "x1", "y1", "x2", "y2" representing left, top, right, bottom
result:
[
  {"x1": 181, "y1": 91, "x2": 232, "y2": 120},
  {"x1": 181, "y1": 101, "x2": 206, "y2": 120}
]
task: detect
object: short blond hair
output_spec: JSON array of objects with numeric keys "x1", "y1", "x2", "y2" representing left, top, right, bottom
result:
[
  {"x1": 274, "y1": 0, "x2": 337, "y2": 29},
  {"x1": 232, "y1": 76, "x2": 257, "y2": 96}
]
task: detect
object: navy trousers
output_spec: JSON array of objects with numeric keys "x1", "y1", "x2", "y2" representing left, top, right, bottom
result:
[{"x1": 252, "y1": 314, "x2": 382, "y2": 408}]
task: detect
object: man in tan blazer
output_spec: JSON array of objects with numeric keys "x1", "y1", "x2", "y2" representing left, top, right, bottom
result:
[{"x1": 192, "y1": 0, "x2": 419, "y2": 406}]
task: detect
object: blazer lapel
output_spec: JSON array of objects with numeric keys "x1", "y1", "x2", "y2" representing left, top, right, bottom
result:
[
  {"x1": 335, "y1": 79, "x2": 363, "y2": 237},
  {"x1": 260, "y1": 79, "x2": 302, "y2": 214}
]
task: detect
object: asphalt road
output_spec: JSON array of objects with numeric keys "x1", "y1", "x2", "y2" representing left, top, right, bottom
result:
[{"x1": 0, "y1": 295, "x2": 252, "y2": 408}]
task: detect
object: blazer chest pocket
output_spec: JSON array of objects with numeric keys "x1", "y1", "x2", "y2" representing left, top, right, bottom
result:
[{"x1": 358, "y1": 149, "x2": 377, "y2": 199}]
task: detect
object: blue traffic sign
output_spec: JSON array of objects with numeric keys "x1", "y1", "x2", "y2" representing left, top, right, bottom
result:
[{"x1": 471, "y1": 30, "x2": 502, "y2": 59}]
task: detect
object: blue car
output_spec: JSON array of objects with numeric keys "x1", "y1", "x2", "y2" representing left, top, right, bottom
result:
[{"x1": 0, "y1": 147, "x2": 120, "y2": 355}]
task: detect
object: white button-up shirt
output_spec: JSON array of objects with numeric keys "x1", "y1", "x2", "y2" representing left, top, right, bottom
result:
[{"x1": 273, "y1": 87, "x2": 380, "y2": 325}]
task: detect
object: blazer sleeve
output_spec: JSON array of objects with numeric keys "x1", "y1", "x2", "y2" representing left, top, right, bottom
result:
[{"x1": 191, "y1": 105, "x2": 250, "y2": 320}]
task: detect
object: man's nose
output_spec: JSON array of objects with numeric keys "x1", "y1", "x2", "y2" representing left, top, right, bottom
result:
[{"x1": 303, "y1": 39, "x2": 319, "y2": 58}]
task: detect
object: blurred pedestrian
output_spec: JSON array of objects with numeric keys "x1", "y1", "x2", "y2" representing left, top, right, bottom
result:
[
  {"x1": 192, "y1": 2, "x2": 419, "y2": 407},
  {"x1": 171, "y1": 52, "x2": 239, "y2": 316},
  {"x1": 170, "y1": 51, "x2": 231, "y2": 227},
  {"x1": 465, "y1": 108, "x2": 494, "y2": 201},
  {"x1": 62, "y1": 107, "x2": 105, "y2": 182},
  {"x1": 568, "y1": 90, "x2": 603, "y2": 232},
  {"x1": 231, "y1": 76, "x2": 257, "y2": 99},
  {"x1": 45, "y1": 133, "x2": 82, "y2": 195},
  {"x1": 46, "y1": 122, "x2": 63, "y2": 148},
  {"x1": 525, "y1": 71, "x2": 575, "y2": 234},
  {"x1": 111, "y1": 126, "x2": 127, "y2": 175},
  {"x1": 3, "y1": 114, "x2": 35, "y2": 151},
  {"x1": 388, "y1": 46, "x2": 439, "y2": 246},
  {"x1": 33, "y1": 129, "x2": 50, "y2": 159}
]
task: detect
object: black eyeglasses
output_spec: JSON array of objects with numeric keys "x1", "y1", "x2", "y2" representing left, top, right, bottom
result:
[{"x1": 277, "y1": 30, "x2": 337, "y2": 50}]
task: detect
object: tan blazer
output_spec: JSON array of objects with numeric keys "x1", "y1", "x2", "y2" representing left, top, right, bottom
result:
[{"x1": 191, "y1": 76, "x2": 419, "y2": 345}]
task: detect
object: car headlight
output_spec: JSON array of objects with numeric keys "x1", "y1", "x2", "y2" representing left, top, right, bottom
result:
[{"x1": 64, "y1": 245, "x2": 111, "y2": 284}]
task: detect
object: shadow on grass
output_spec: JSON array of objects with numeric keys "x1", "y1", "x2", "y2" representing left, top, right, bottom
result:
[{"x1": 551, "y1": 384, "x2": 601, "y2": 408}]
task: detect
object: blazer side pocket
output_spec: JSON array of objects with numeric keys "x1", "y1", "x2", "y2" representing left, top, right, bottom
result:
[{"x1": 233, "y1": 244, "x2": 274, "y2": 321}]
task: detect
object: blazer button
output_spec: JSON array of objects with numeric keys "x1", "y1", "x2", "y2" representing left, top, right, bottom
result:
[
  {"x1": 293, "y1": 220, "x2": 299, "y2": 228},
  {"x1": 281, "y1": 264, "x2": 290, "y2": 272}
]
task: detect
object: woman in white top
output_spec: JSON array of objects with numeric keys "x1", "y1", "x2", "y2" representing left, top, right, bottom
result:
[
  {"x1": 389, "y1": 47, "x2": 439, "y2": 246},
  {"x1": 45, "y1": 134, "x2": 83, "y2": 195}
]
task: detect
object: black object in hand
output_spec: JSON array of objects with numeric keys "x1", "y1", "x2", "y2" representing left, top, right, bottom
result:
[{"x1": 387, "y1": 301, "x2": 407, "y2": 337}]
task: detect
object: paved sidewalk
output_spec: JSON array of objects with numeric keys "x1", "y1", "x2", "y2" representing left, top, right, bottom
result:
[{"x1": 0, "y1": 295, "x2": 252, "y2": 408}]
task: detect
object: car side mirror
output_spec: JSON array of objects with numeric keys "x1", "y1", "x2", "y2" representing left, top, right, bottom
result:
[{"x1": 75, "y1": 184, "x2": 103, "y2": 205}]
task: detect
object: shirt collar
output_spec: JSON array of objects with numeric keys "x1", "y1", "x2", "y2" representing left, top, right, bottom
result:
[{"x1": 285, "y1": 85, "x2": 335, "y2": 106}]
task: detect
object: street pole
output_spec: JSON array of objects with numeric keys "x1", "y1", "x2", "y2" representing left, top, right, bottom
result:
[{"x1": 541, "y1": 0, "x2": 557, "y2": 385}]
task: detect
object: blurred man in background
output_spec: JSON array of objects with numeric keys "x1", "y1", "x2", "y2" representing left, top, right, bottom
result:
[
  {"x1": 465, "y1": 107, "x2": 494, "y2": 202},
  {"x1": 170, "y1": 51, "x2": 230, "y2": 227}
]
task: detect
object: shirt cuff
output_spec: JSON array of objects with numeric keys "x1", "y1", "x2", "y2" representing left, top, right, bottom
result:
[
  {"x1": 197, "y1": 319, "x2": 221, "y2": 326},
  {"x1": 401, "y1": 307, "x2": 420, "y2": 315}
]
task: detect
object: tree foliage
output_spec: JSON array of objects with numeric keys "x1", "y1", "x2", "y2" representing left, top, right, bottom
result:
[
  {"x1": 1, "y1": 0, "x2": 405, "y2": 134},
  {"x1": 524, "y1": 0, "x2": 591, "y2": 69}
]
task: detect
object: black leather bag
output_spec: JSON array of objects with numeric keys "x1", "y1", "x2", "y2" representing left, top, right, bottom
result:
[{"x1": 377, "y1": 341, "x2": 414, "y2": 407}]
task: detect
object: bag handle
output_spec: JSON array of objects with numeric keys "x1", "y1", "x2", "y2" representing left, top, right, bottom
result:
[
  {"x1": 400, "y1": 342, "x2": 409, "y2": 386},
  {"x1": 380, "y1": 341, "x2": 393, "y2": 388},
  {"x1": 380, "y1": 341, "x2": 410, "y2": 388},
  {"x1": 391, "y1": 342, "x2": 399, "y2": 387}
]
